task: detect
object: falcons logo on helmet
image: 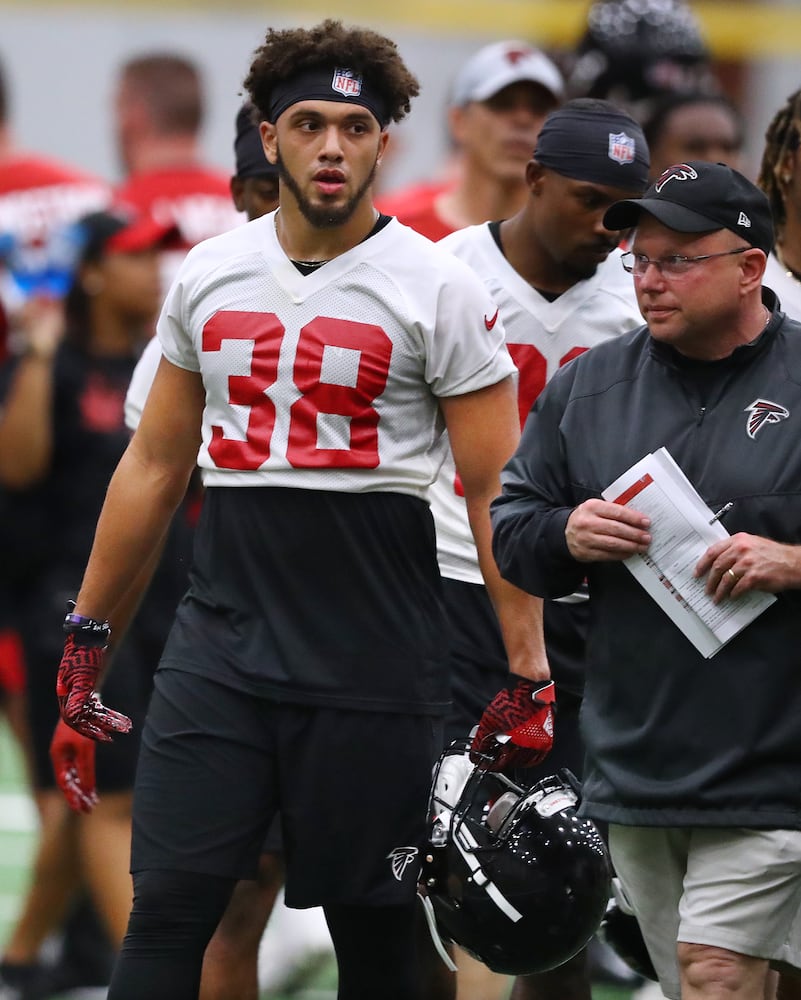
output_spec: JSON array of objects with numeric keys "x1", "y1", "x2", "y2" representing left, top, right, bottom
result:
[
  {"x1": 655, "y1": 163, "x2": 698, "y2": 192},
  {"x1": 387, "y1": 846, "x2": 419, "y2": 882},
  {"x1": 744, "y1": 398, "x2": 789, "y2": 439}
]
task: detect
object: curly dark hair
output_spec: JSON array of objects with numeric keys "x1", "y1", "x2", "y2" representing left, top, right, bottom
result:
[
  {"x1": 757, "y1": 88, "x2": 801, "y2": 243},
  {"x1": 243, "y1": 19, "x2": 419, "y2": 126}
]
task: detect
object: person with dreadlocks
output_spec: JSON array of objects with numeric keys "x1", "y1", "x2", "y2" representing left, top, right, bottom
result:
[{"x1": 758, "y1": 88, "x2": 801, "y2": 319}]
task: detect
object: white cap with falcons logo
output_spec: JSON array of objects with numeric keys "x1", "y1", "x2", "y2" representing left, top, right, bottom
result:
[{"x1": 450, "y1": 40, "x2": 564, "y2": 107}]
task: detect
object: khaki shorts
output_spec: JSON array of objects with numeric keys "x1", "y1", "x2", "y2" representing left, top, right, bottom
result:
[{"x1": 609, "y1": 824, "x2": 801, "y2": 1000}]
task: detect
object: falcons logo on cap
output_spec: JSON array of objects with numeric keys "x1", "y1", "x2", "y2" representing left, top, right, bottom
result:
[
  {"x1": 387, "y1": 846, "x2": 419, "y2": 882},
  {"x1": 744, "y1": 398, "x2": 789, "y2": 439},
  {"x1": 655, "y1": 163, "x2": 698, "y2": 193},
  {"x1": 504, "y1": 46, "x2": 534, "y2": 64}
]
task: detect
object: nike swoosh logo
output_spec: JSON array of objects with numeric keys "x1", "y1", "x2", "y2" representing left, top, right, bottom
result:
[{"x1": 484, "y1": 308, "x2": 499, "y2": 331}]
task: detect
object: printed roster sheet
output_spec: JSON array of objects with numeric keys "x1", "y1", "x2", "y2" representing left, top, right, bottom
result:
[{"x1": 601, "y1": 447, "x2": 775, "y2": 658}]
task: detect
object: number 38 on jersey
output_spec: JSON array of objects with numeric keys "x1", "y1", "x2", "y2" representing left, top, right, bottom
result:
[{"x1": 203, "y1": 310, "x2": 392, "y2": 470}]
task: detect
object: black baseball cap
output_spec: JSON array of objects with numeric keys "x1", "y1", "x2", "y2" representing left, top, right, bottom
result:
[
  {"x1": 234, "y1": 102, "x2": 278, "y2": 180},
  {"x1": 603, "y1": 160, "x2": 774, "y2": 254}
]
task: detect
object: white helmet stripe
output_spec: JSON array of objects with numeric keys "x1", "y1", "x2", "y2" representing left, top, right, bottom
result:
[{"x1": 454, "y1": 823, "x2": 523, "y2": 923}]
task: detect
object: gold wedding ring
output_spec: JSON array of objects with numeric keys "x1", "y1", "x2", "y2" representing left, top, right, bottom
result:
[{"x1": 727, "y1": 568, "x2": 739, "y2": 582}]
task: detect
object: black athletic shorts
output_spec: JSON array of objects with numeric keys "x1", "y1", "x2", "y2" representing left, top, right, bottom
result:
[
  {"x1": 441, "y1": 577, "x2": 586, "y2": 779},
  {"x1": 131, "y1": 667, "x2": 443, "y2": 908}
]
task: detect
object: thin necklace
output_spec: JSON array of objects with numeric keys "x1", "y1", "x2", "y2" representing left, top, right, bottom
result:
[
  {"x1": 273, "y1": 208, "x2": 381, "y2": 267},
  {"x1": 274, "y1": 210, "x2": 332, "y2": 267}
]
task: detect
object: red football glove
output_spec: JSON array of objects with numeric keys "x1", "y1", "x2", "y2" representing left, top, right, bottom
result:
[
  {"x1": 57, "y1": 631, "x2": 132, "y2": 742},
  {"x1": 470, "y1": 677, "x2": 555, "y2": 771},
  {"x1": 50, "y1": 718, "x2": 98, "y2": 813}
]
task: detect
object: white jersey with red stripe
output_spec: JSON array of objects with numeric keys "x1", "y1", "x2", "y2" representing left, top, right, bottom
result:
[
  {"x1": 0, "y1": 156, "x2": 111, "y2": 313},
  {"x1": 431, "y1": 222, "x2": 644, "y2": 583},
  {"x1": 115, "y1": 166, "x2": 244, "y2": 291},
  {"x1": 0, "y1": 156, "x2": 111, "y2": 243},
  {"x1": 157, "y1": 212, "x2": 516, "y2": 497},
  {"x1": 764, "y1": 252, "x2": 801, "y2": 321}
]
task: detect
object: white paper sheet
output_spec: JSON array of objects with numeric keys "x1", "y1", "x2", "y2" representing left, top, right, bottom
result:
[{"x1": 601, "y1": 448, "x2": 776, "y2": 658}]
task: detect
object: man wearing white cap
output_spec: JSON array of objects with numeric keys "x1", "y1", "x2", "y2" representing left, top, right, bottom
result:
[{"x1": 378, "y1": 40, "x2": 563, "y2": 240}]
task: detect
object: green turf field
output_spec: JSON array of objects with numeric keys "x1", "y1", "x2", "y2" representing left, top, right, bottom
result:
[
  {"x1": 0, "y1": 720, "x2": 36, "y2": 950},
  {"x1": 0, "y1": 719, "x2": 646, "y2": 999}
]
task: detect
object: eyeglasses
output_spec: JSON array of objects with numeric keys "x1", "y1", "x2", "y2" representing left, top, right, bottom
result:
[{"x1": 620, "y1": 247, "x2": 750, "y2": 278}]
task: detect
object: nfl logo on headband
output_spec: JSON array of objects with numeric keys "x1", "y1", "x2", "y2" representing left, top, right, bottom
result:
[
  {"x1": 331, "y1": 68, "x2": 363, "y2": 98},
  {"x1": 608, "y1": 131, "x2": 636, "y2": 165}
]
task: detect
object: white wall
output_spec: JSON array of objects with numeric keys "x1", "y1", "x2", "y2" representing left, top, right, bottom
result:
[
  {"x1": 0, "y1": 7, "x2": 484, "y2": 194},
  {"x1": 1, "y1": 5, "x2": 798, "y2": 194}
]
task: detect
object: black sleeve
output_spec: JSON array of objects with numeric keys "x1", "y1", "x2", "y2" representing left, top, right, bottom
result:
[{"x1": 491, "y1": 366, "x2": 587, "y2": 599}]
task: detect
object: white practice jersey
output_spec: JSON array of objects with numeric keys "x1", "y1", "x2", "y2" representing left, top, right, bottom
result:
[
  {"x1": 764, "y1": 253, "x2": 801, "y2": 322},
  {"x1": 431, "y1": 222, "x2": 644, "y2": 583},
  {"x1": 125, "y1": 334, "x2": 161, "y2": 432},
  {"x1": 157, "y1": 213, "x2": 516, "y2": 496}
]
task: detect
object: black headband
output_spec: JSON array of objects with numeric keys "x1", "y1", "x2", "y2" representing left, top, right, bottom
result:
[
  {"x1": 534, "y1": 106, "x2": 650, "y2": 192},
  {"x1": 234, "y1": 104, "x2": 278, "y2": 179},
  {"x1": 267, "y1": 67, "x2": 389, "y2": 127}
]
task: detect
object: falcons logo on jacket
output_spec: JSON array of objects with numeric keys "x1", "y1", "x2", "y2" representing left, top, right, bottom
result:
[
  {"x1": 744, "y1": 398, "x2": 789, "y2": 439},
  {"x1": 387, "y1": 846, "x2": 419, "y2": 882}
]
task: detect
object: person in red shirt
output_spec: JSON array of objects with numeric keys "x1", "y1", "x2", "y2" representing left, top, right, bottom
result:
[
  {"x1": 112, "y1": 52, "x2": 243, "y2": 290},
  {"x1": 377, "y1": 40, "x2": 563, "y2": 240},
  {"x1": 0, "y1": 58, "x2": 111, "y2": 324}
]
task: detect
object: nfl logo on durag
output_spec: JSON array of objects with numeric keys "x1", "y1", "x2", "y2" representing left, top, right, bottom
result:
[
  {"x1": 332, "y1": 69, "x2": 362, "y2": 98},
  {"x1": 608, "y1": 132, "x2": 636, "y2": 165}
]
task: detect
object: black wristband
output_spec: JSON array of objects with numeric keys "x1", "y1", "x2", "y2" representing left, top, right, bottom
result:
[{"x1": 63, "y1": 600, "x2": 111, "y2": 642}]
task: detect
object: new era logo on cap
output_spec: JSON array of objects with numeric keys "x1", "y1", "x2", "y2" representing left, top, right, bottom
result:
[{"x1": 738, "y1": 212, "x2": 751, "y2": 228}]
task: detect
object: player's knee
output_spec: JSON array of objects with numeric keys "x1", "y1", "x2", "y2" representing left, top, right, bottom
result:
[
  {"x1": 678, "y1": 941, "x2": 766, "y2": 996},
  {"x1": 126, "y1": 870, "x2": 235, "y2": 955},
  {"x1": 254, "y1": 851, "x2": 284, "y2": 891},
  {"x1": 212, "y1": 881, "x2": 273, "y2": 953},
  {"x1": 327, "y1": 902, "x2": 422, "y2": 1000}
]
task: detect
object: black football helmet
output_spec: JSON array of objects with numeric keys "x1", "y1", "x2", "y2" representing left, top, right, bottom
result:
[
  {"x1": 599, "y1": 879, "x2": 658, "y2": 982},
  {"x1": 567, "y1": 0, "x2": 716, "y2": 116},
  {"x1": 419, "y1": 740, "x2": 612, "y2": 976}
]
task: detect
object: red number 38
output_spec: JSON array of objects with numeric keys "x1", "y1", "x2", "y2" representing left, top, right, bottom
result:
[{"x1": 202, "y1": 311, "x2": 392, "y2": 470}]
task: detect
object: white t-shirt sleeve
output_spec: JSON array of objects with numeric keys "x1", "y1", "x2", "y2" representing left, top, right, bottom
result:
[{"x1": 124, "y1": 335, "x2": 164, "y2": 432}]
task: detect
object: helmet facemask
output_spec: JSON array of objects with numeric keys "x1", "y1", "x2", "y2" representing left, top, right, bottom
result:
[{"x1": 419, "y1": 740, "x2": 612, "y2": 976}]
